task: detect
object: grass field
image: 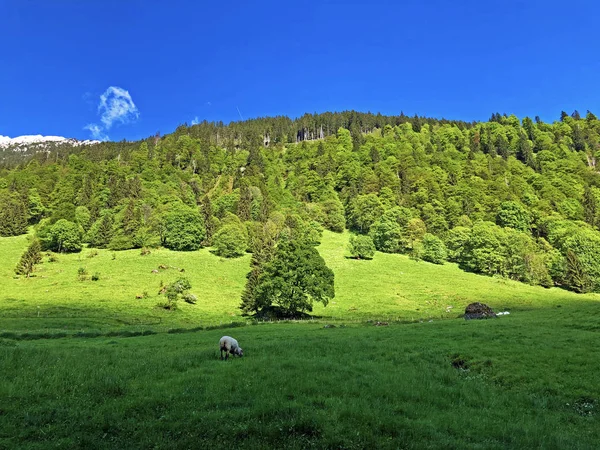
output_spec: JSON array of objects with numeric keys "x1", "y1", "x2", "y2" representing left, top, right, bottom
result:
[
  {"x1": 1, "y1": 307, "x2": 599, "y2": 449},
  {"x1": 1, "y1": 231, "x2": 599, "y2": 448},
  {"x1": 1, "y1": 230, "x2": 597, "y2": 334}
]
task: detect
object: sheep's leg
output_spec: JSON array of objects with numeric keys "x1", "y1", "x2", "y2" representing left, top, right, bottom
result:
[
  {"x1": 225, "y1": 350, "x2": 229, "y2": 360},
  {"x1": 220, "y1": 348, "x2": 224, "y2": 360}
]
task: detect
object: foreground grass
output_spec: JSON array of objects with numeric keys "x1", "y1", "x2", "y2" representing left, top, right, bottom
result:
[
  {"x1": 1, "y1": 231, "x2": 599, "y2": 333},
  {"x1": 1, "y1": 304, "x2": 599, "y2": 449}
]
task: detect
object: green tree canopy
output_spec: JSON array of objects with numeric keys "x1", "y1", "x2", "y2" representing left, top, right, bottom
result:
[
  {"x1": 163, "y1": 205, "x2": 205, "y2": 251},
  {"x1": 248, "y1": 239, "x2": 335, "y2": 317}
]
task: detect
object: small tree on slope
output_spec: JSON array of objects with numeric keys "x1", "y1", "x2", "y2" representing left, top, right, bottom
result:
[{"x1": 15, "y1": 239, "x2": 42, "y2": 277}]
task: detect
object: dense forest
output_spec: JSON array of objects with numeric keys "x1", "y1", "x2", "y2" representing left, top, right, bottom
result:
[{"x1": 2, "y1": 109, "x2": 600, "y2": 299}]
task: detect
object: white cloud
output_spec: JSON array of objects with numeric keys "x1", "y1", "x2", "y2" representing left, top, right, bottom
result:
[
  {"x1": 99, "y1": 86, "x2": 139, "y2": 129},
  {"x1": 191, "y1": 116, "x2": 200, "y2": 125},
  {"x1": 84, "y1": 124, "x2": 109, "y2": 141},
  {"x1": 83, "y1": 86, "x2": 139, "y2": 140}
]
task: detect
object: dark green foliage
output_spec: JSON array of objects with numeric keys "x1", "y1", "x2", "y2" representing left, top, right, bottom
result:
[
  {"x1": 163, "y1": 206, "x2": 205, "y2": 251},
  {"x1": 74, "y1": 206, "x2": 91, "y2": 232},
  {"x1": 213, "y1": 224, "x2": 248, "y2": 258},
  {"x1": 87, "y1": 211, "x2": 115, "y2": 248},
  {"x1": 240, "y1": 239, "x2": 276, "y2": 315},
  {"x1": 421, "y1": 233, "x2": 447, "y2": 264},
  {"x1": 108, "y1": 234, "x2": 135, "y2": 251},
  {"x1": 348, "y1": 234, "x2": 376, "y2": 259},
  {"x1": 0, "y1": 193, "x2": 28, "y2": 236},
  {"x1": 14, "y1": 239, "x2": 42, "y2": 277},
  {"x1": 248, "y1": 239, "x2": 334, "y2": 316}
]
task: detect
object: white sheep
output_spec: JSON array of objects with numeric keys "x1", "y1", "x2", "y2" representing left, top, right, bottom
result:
[{"x1": 219, "y1": 335, "x2": 243, "y2": 360}]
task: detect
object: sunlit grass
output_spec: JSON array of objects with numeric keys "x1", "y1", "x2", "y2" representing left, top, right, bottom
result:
[{"x1": 1, "y1": 231, "x2": 599, "y2": 334}]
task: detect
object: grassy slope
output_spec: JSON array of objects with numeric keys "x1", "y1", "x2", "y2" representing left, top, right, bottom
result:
[{"x1": 1, "y1": 231, "x2": 598, "y2": 333}]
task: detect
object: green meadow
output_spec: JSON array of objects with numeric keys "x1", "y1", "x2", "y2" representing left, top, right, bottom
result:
[
  {"x1": 1, "y1": 231, "x2": 599, "y2": 448},
  {"x1": 1, "y1": 230, "x2": 596, "y2": 334}
]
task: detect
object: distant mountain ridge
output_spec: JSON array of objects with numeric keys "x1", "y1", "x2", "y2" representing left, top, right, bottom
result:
[{"x1": 0, "y1": 135, "x2": 99, "y2": 150}]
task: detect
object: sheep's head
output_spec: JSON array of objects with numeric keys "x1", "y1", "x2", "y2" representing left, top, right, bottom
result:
[{"x1": 236, "y1": 347, "x2": 244, "y2": 357}]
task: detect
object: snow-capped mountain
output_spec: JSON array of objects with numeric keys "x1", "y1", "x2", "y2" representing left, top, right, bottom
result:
[{"x1": 0, "y1": 135, "x2": 99, "y2": 150}]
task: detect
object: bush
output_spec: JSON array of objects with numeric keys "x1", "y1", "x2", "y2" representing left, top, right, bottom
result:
[
  {"x1": 182, "y1": 293, "x2": 197, "y2": 304},
  {"x1": 421, "y1": 233, "x2": 447, "y2": 264},
  {"x1": 77, "y1": 267, "x2": 88, "y2": 281},
  {"x1": 91, "y1": 272, "x2": 100, "y2": 281},
  {"x1": 348, "y1": 235, "x2": 375, "y2": 259},
  {"x1": 158, "y1": 277, "x2": 196, "y2": 310},
  {"x1": 213, "y1": 224, "x2": 248, "y2": 258}
]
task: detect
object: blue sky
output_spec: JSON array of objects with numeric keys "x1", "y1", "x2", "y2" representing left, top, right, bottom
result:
[{"x1": 1, "y1": 0, "x2": 598, "y2": 141}]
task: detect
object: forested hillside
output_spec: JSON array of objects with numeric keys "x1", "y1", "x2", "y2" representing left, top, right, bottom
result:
[{"x1": 2, "y1": 109, "x2": 600, "y2": 294}]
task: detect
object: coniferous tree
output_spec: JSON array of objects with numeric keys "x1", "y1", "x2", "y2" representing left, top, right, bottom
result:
[
  {"x1": 237, "y1": 182, "x2": 252, "y2": 221},
  {"x1": 201, "y1": 195, "x2": 214, "y2": 245},
  {"x1": 0, "y1": 194, "x2": 28, "y2": 236},
  {"x1": 583, "y1": 186, "x2": 598, "y2": 228},
  {"x1": 15, "y1": 239, "x2": 42, "y2": 277}
]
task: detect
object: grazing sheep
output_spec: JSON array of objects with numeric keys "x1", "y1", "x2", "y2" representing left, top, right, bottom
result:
[{"x1": 220, "y1": 336, "x2": 243, "y2": 360}]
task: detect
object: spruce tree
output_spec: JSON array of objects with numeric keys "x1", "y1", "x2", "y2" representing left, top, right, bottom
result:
[
  {"x1": 583, "y1": 186, "x2": 598, "y2": 228},
  {"x1": 15, "y1": 239, "x2": 42, "y2": 277},
  {"x1": 201, "y1": 195, "x2": 214, "y2": 245}
]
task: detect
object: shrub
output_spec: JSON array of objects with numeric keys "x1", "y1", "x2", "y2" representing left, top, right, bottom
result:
[
  {"x1": 348, "y1": 235, "x2": 376, "y2": 259},
  {"x1": 91, "y1": 272, "x2": 100, "y2": 281},
  {"x1": 157, "y1": 277, "x2": 196, "y2": 310},
  {"x1": 77, "y1": 267, "x2": 89, "y2": 281},
  {"x1": 182, "y1": 293, "x2": 197, "y2": 304}
]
